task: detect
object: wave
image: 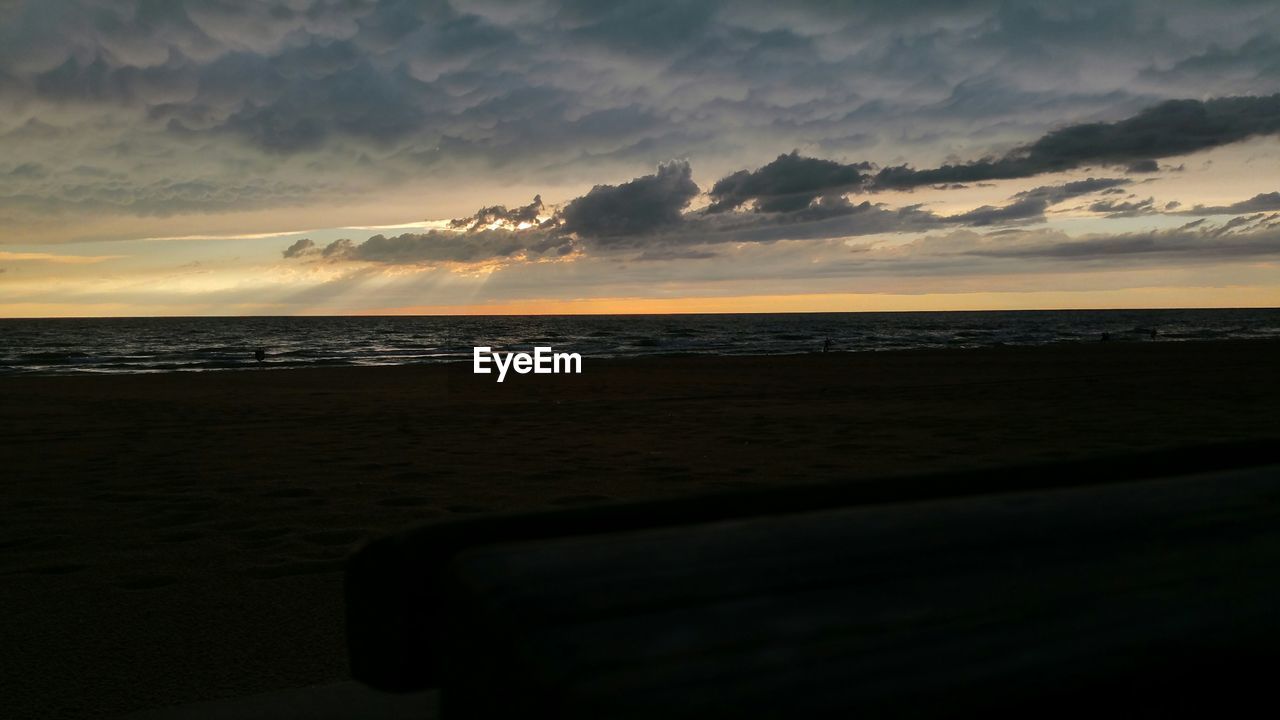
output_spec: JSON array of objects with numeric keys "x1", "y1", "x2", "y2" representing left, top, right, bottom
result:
[{"x1": 1, "y1": 308, "x2": 1276, "y2": 375}]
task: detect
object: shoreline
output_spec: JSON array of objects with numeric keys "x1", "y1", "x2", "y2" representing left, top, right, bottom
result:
[
  {"x1": 3, "y1": 339, "x2": 1279, "y2": 717},
  {"x1": 4, "y1": 306, "x2": 1277, "y2": 377}
]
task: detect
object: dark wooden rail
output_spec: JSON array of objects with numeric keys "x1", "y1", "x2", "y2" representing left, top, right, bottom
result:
[
  {"x1": 345, "y1": 441, "x2": 1280, "y2": 716},
  {"x1": 437, "y1": 463, "x2": 1280, "y2": 717}
]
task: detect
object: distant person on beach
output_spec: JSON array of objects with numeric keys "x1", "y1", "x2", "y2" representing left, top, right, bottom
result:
[
  {"x1": 823, "y1": 338, "x2": 831, "y2": 353},
  {"x1": 1150, "y1": 328, "x2": 1159, "y2": 339},
  {"x1": 255, "y1": 347, "x2": 265, "y2": 363},
  {"x1": 1101, "y1": 332, "x2": 1111, "y2": 342}
]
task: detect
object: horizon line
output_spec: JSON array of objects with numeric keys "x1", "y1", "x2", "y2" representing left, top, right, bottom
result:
[{"x1": 3, "y1": 305, "x2": 1278, "y2": 321}]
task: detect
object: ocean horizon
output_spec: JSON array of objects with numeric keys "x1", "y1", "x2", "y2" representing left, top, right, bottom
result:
[{"x1": 3, "y1": 307, "x2": 1278, "y2": 376}]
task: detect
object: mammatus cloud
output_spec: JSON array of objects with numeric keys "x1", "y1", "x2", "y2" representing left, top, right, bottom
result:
[{"x1": 4, "y1": 1, "x2": 1280, "y2": 227}]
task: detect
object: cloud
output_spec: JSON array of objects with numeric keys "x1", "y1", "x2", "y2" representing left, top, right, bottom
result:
[
  {"x1": 0, "y1": 250, "x2": 122, "y2": 264},
  {"x1": 322, "y1": 238, "x2": 355, "y2": 258},
  {"x1": 1125, "y1": 159, "x2": 1160, "y2": 174},
  {"x1": 449, "y1": 195, "x2": 545, "y2": 231},
  {"x1": 291, "y1": 161, "x2": 697, "y2": 263},
  {"x1": 1016, "y1": 177, "x2": 1133, "y2": 201},
  {"x1": 1087, "y1": 197, "x2": 1157, "y2": 218},
  {"x1": 1139, "y1": 33, "x2": 1280, "y2": 96},
  {"x1": 707, "y1": 151, "x2": 872, "y2": 213},
  {"x1": 945, "y1": 197, "x2": 1050, "y2": 226},
  {"x1": 675, "y1": 92, "x2": 1280, "y2": 223},
  {"x1": 284, "y1": 161, "x2": 942, "y2": 263},
  {"x1": 870, "y1": 95, "x2": 1280, "y2": 190},
  {"x1": 1181, "y1": 191, "x2": 1280, "y2": 215},
  {"x1": 938, "y1": 177, "x2": 1133, "y2": 226},
  {"x1": 1019, "y1": 95, "x2": 1280, "y2": 164},
  {"x1": 281, "y1": 237, "x2": 315, "y2": 258},
  {"x1": 274, "y1": 161, "x2": 1192, "y2": 265},
  {"x1": 702, "y1": 171, "x2": 1134, "y2": 233},
  {"x1": 308, "y1": 229, "x2": 573, "y2": 266},
  {"x1": 633, "y1": 248, "x2": 719, "y2": 261},
  {"x1": 557, "y1": 160, "x2": 700, "y2": 241},
  {"x1": 953, "y1": 215, "x2": 1280, "y2": 262},
  {"x1": 5, "y1": 1, "x2": 1280, "y2": 228}
]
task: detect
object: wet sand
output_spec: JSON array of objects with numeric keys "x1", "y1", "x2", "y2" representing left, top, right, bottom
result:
[{"x1": 2, "y1": 340, "x2": 1279, "y2": 718}]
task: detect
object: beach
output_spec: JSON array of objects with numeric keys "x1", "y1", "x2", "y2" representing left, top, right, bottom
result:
[{"x1": 3, "y1": 339, "x2": 1279, "y2": 718}]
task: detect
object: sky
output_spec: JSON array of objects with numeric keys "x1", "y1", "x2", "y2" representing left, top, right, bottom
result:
[{"x1": 1, "y1": 0, "x2": 1279, "y2": 317}]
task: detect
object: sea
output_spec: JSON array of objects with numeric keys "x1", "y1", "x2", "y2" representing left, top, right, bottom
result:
[{"x1": 1, "y1": 308, "x2": 1278, "y2": 375}]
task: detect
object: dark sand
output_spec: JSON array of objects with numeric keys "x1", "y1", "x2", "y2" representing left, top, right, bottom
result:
[{"x1": 2, "y1": 340, "x2": 1279, "y2": 718}]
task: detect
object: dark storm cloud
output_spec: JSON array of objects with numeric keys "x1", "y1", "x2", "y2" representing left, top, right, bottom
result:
[
  {"x1": 556, "y1": 162, "x2": 949, "y2": 248},
  {"x1": 690, "y1": 92, "x2": 1280, "y2": 220},
  {"x1": 276, "y1": 162, "x2": 1163, "y2": 264},
  {"x1": 1016, "y1": 95, "x2": 1280, "y2": 166},
  {"x1": 870, "y1": 95, "x2": 1280, "y2": 190},
  {"x1": 284, "y1": 162, "x2": 933, "y2": 262},
  {"x1": 0, "y1": 0, "x2": 1274, "y2": 221},
  {"x1": 557, "y1": 161, "x2": 700, "y2": 240},
  {"x1": 10, "y1": 0, "x2": 1280, "y2": 225},
  {"x1": 707, "y1": 152, "x2": 872, "y2": 213}
]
